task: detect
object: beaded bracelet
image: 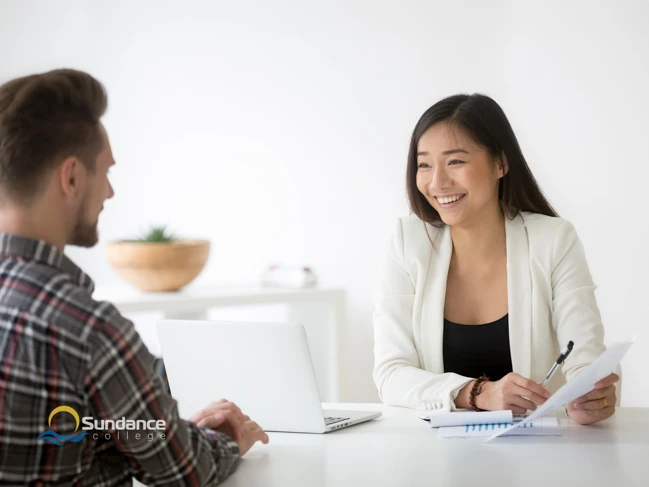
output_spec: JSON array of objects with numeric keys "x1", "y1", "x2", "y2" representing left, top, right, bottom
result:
[{"x1": 469, "y1": 375, "x2": 490, "y2": 411}]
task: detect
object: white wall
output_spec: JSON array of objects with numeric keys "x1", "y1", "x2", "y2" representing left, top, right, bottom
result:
[{"x1": 1, "y1": 0, "x2": 647, "y2": 406}]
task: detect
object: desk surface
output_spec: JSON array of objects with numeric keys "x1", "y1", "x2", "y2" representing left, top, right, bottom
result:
[{"x1": 222, "y1": 403, "x2": 649, "y2": 487}]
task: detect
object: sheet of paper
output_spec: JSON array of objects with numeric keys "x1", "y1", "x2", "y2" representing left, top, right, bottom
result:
[
  {"x1": 484, "y1": 336, "x2": 635, "y2": 443},
  {"x1": 440, "y1": 416, "x2": 560, "y2": 438},
  {"x1": 418, "y1": 410, "x2": 513, "y2": 428}
]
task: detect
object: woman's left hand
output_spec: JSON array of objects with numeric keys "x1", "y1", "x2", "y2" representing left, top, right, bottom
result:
[{"x1": 566, "y1": 373, "x2": 619, "y2": 425}]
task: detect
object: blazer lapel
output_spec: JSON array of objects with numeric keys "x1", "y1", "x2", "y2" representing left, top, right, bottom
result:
[
  {"x1": 505, "y1": 213, "x2": 533, "y2": 378},
  {"x1": 421, "y1": 224, "x2": 453, "y2": 372}
]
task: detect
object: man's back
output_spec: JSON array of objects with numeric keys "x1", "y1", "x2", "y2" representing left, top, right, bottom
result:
[
  {"x1": 0, "y1": 235, "x2": 99, "y2": 483},
  {"x1": 0, "y1": 234, "x2": 240, "y2": 485}
]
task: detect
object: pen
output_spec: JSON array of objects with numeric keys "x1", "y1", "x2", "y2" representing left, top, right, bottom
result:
[{"x1": 540, "y1": 341, "x2": 574, "y2": 387}]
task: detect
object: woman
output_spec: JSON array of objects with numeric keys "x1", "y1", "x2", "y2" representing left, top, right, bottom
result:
[{"x1": 373, "y1": 94, "x2": 618, "y2": 425}]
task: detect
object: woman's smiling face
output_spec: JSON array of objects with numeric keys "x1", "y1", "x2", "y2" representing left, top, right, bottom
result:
[{"x1": 415, "y1": 122, "x2": 507, "y2": 228}]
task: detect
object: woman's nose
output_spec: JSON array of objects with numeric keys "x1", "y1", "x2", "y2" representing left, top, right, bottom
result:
[{"x1": 431, "y1": 166, "x2": 452, "y2": 190}]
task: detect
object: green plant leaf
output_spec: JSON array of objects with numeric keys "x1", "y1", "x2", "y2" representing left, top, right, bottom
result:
[{"x1": 137, "y1": 225, "x2": 177, "y2": 243}]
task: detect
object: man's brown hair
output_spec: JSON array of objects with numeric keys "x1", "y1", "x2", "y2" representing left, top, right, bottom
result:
[{"x1": 0, "y1": 69, "x2": 107, "y2": 205}]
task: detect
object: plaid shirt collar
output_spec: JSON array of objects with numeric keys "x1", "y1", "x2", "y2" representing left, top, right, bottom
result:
[{"x1": 0, "y1": 233, "x2": 95, "y2": 293}]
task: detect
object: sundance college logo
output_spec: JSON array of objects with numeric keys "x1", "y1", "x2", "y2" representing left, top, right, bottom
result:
[{"x1": 37, "y1": 406, "x2": 167, "y2": 446}]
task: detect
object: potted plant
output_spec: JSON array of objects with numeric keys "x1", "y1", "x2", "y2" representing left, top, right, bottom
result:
[{"x1": 106, "y1": 226, "x2": 210, "y2": 292}]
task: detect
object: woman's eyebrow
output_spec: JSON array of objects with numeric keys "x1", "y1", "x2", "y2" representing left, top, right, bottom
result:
[{"x1": 416, "y1": 148, "x2": 469, "y2": 156}]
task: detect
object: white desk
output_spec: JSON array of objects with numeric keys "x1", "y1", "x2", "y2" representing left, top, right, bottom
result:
[
  {"x1": 222, "y1": 404, "x2": 649, "y2": 487},
  {"x1": 93, "y1": 284, "x2": 345, "y2": 402}
]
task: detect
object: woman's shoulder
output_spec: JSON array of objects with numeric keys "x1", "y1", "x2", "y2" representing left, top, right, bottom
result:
[
  {"x1": 518, "y1": 211, "x2": 580, "y2": 247},
  {"x1": 390, "y1": 214, "x2": 447, "y2": 266},
  {"x1": 397, "y1": 213, "x2": 445, "y2": 242}
]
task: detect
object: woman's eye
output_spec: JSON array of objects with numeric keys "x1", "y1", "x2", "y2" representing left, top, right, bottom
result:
[
  {"x1": 417, "y1": 162, "x2": 430, "y2": 168},
  {"x1": 448, "y1": 159, "x2": 464, "y2": 166}
]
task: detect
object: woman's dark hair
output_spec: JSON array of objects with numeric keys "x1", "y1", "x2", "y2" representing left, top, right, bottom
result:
[{"x1": 406, "y1": 94, "x2": 558, "y2": 227}]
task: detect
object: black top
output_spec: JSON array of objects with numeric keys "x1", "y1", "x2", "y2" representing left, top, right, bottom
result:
[{"x1": 443, "y1": 314, "x2": 513, "y2": 381}]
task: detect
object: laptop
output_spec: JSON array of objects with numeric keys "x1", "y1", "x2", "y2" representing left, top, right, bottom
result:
[{"x1": 156, "y1": 320, "x2": 381, "y2": 433}]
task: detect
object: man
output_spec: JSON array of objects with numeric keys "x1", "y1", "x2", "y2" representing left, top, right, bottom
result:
[{"x1": 0, "y1": 69, "x2": 268, "y2": 485}]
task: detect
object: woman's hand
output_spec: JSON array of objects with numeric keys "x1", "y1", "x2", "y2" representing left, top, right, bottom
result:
[
  {"x1": 475, "y1": 373, "x2": 551, "y2": 414},
  {"x1": 565, "y1": 373, "x2": 619, "y2": 425}
]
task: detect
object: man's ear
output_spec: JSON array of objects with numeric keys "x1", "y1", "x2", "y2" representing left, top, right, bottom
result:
[
  {"x1": 59, "y1": 157, "x2": 85, "y2": 197},
  {"x1": 498, "y1": 152, "x2": 509, "y2": 178}
]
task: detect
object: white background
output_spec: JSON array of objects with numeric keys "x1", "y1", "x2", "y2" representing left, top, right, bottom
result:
[{"x1": 1, "y1": 0, "x2": 647, "y2": 405}]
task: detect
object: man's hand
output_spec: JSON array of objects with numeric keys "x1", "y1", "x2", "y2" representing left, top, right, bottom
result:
[
  {"x1": 237, "y1": 418, "x2": 269, "y2": 456},
  {"x1": 190, "y1": 399, "x2": 245, "y2": 441},
  {"x1": 190, "y1": 399, "x2": 269, "y2": 456},
  {"x1": 566, "y1": 373, "x2": 619, "y2": 425}
]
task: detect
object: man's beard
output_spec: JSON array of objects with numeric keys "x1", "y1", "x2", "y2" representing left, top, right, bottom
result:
[{"x1": 69, "y1": 215, "x2": 99, "y2": 248}]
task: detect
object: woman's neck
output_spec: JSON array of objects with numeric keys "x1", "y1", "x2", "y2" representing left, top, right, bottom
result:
[{"x1": 449, "y1": 206, "x2": 507, "y2": 268}]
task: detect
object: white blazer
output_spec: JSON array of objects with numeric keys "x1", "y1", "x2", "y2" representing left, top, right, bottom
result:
[{"x1": 373, "y1": 211, "x2": 607, "y2": 411}]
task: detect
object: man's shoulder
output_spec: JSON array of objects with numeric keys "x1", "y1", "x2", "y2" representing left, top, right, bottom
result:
[
  {"x1": 3, "y1": 260, "x2": 133, "y2": 348},
  {"x1": 51, "y1": 280, "x2": 133, "y2": 343},
  {"x1": 45, "y1": 280, "x2": 140, "y2": 370}
]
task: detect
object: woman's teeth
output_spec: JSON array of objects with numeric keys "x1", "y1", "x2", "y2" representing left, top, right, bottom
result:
[{"x1": 436, "y1": 194, "x2": 465, "y2": 204}]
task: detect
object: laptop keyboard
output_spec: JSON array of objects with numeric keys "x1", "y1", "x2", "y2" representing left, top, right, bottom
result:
[{"x1": 324, "y1": 416, "x2": 350, "y2": 425}]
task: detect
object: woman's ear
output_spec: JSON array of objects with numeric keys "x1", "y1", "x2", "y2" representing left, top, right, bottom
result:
[{"x1": 498, "y1": 152, "x2": 509, "y2": 178}]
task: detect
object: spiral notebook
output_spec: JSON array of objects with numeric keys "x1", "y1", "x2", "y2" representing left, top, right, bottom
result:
[{"x1": 438, "y1": 416, "x2": 561, "y2": 438}]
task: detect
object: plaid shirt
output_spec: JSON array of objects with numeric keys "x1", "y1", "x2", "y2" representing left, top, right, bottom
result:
[{"x1": 0, "y1": 234, "x2": 240, "y2": 486}]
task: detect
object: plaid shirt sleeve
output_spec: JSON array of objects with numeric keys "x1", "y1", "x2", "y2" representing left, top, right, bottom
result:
[{"x1": 85, "y1": 299, "x2": 240, "y2": 486}]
